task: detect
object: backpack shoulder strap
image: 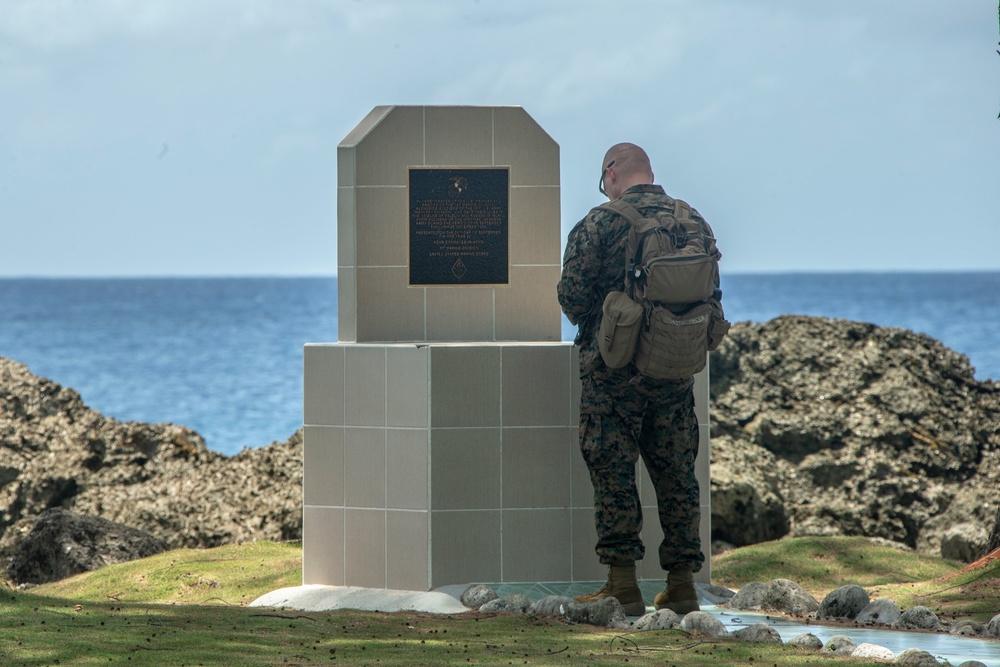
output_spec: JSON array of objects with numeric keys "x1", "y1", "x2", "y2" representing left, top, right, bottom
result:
[
  {"x1": 672, "y1": 198, "x2": 691, "y2": 221},
  {"x1": 597, "y1": 200, "x2": 655, "y2": 291},
  {"x1": 596, "y1": 199, "x2": 645, "y2": 226},
  {"x1": 675, "y1": 199, "x2": 719, "y2": 257}
]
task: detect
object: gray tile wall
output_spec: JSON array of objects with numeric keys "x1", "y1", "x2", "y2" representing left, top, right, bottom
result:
[{"x1": 303, "y1": 342, "x2": 712, "y2": 590}]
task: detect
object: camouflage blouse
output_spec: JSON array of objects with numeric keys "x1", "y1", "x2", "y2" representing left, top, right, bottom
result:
[{"x1": 556, "y1": 184, "x2": 713, "y2": 374}]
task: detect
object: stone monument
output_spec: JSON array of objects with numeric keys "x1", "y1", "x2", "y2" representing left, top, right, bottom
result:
[{"x1": 302, "y1": 105, "x2": 711, "y2": 591}]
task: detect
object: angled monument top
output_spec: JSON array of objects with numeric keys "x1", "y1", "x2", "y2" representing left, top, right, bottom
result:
[{"x1": 336, "y1": 105, "x2": 562, "y2": 343}]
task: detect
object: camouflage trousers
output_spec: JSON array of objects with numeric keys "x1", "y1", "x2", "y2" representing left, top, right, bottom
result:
[{"x1": 578, "y1": 368, "x2": 704, "y2": 572}]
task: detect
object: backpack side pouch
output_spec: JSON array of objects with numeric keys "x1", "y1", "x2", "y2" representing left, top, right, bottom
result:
[
  {"x1": 598, "y1": 291, "x2": 643, "y2": 369},
  {"x1": 634, "y1": 302, "x2": 713, "y2": 379},
  {"x1": 707, "y1": 312, "x2": 731, "y2": 351}
]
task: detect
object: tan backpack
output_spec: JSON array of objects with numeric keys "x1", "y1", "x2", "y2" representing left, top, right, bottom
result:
[{"x1": 596, "y1": 198, "x2": 730, "y2": 379}]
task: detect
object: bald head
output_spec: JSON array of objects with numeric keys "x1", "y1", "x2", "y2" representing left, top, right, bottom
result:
[{"x1": 600, "y1": 143, "x2": 654, "y2": 199}]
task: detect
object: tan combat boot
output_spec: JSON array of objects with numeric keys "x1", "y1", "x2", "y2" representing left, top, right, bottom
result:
[
  {"x1": 653, "y1": 567, "x2": 700, "y2": 615},
  {"x1": 573, "y1": 562, "x2": 646, "y2": 616}
]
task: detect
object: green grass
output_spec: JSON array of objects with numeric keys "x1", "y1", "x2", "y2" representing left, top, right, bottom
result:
[
  {"x1": 712, "y1": 535, "x2": 1000, "y2": 622},
  {"x1": 0, "y1": 592, "x2": 895, "y2": 667},
  {"x1": 712, "y1": 536, "x2": 963, "y2": 598},
  {"x1": 869, "y1": 562, "x2": 1000, "y2": 621},
  {"x1": 30, "y1": 540, "x2": 302, "y2": 606},
  {"x1": 0, "y1": 537, "x2": 995, "y2": 666}
]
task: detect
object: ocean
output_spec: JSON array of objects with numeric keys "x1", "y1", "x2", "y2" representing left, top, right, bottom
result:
[{"x1": 1, "y1": 273, "x2": 997, "y2": 456}]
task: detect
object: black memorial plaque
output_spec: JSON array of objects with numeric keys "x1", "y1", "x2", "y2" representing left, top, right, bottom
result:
[{"x1": 409, "y1": 167, "x2": 509, "y2": 285}]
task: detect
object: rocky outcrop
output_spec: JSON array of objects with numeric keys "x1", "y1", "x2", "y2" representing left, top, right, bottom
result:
[
  {"x1": 0, "y1": 357, "x2": 302, "y2": 566},
  {"x1": 940, "y1": 523, "x2": 990, "y2": 562},
  {"x1": 709, "y1": 316, "x2": 1000, "y2": 557},
  {"x1": 2, "y1": 313, "x2": 999, "y2": 568},
  {"x1": 8, "y1": 508, "x2": 166, "y2": 585}
]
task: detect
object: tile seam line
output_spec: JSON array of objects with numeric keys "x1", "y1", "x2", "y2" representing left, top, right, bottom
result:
[
  {"x1": 384, "y1": 347, "x2": 389, "y2": 586},
  {"x1": 342, "y1": 348, "x2": 348, "y2": 585},
  {"x1": 499, "y1": 345, "x2": 503, "y2": 582},
  {"x1": 426, "y1": 348, "x2": 433, "y2": 589}
]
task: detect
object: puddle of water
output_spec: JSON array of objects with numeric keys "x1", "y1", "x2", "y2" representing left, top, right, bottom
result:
[{"x1": 437, "y1": 581, "x2": 1000, "y2": 666}]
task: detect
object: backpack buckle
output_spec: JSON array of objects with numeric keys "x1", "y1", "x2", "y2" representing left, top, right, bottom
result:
[{"x1": 670, "y1": 226, "x2": 689, "y2": 249}]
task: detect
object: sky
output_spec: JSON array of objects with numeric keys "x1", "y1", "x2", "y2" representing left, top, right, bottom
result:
[{"x1": 1, "y1": 0, "x2": 998, "y2": 277}]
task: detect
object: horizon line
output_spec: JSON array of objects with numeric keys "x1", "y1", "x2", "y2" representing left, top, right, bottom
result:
[{"x1": 2, "y1": 268, "x2": 1000, "y2": 280}]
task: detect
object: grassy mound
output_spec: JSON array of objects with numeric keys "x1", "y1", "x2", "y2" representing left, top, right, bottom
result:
[
  {"x1": 712, "y1": 536, "x2": 962, "y2": 597},
  {"x1": 712, "y1": 535, "x2": 1000, "y2": 621},
  {"x1": 29, "y1": 540, "x2": 302, "y2": 606}
]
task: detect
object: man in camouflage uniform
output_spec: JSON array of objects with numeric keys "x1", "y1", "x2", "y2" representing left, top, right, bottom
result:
[{"x1": 557, "y1": 143, "x2": 713, "y2": 616}]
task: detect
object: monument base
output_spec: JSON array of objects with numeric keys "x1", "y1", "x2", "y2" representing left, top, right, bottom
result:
[{"x1": 302, "y1": 342, "x2": 711, "y2": 591}]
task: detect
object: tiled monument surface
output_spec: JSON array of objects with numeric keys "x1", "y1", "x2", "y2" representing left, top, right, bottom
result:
[
  {"x1": 303, "y1": 105, "x2": 711, "y2": 591},
  {"x1": 335, "y1": 105, "x2": 561, "y2": 343}
]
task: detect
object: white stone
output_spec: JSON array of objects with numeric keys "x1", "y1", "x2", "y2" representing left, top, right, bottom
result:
[
  {"x1": 852, "y1": 643, "x2": 894, "y2": 660},
  {"x1": 679, "y1": 611, "x2": 729, "y2": 637},
  {"x1": 632, "y1": 609, "x2": 680, "y2": 631}
]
